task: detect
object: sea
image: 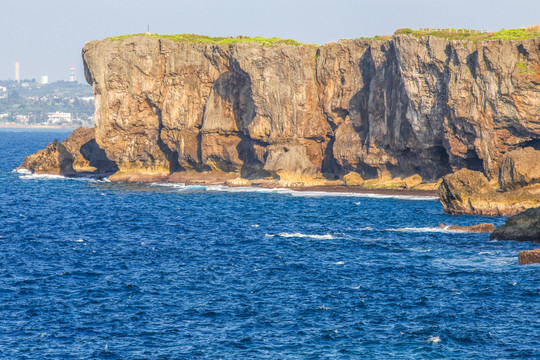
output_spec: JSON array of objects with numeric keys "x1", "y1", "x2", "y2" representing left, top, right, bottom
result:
[{"x1": 0, "y1": 129, "x2": 538, "y2": 359}]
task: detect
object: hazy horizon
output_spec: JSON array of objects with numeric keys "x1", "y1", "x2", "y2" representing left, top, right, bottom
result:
[{"x1": 3, "y1": 0, "x2": 539, "y2": 83}]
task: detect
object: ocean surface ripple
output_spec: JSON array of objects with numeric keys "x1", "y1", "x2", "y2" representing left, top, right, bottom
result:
[{"x1": 0, "y1": 130, "x2": 539, "y2": 359}]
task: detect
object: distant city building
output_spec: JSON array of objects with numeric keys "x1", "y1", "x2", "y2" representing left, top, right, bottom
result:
[
  {"x1": 15, "y1": 62, "x2": 20, "y2": 82},
  {"x1": 69, "y1": 63, "x2": 76, "y2": 82},
  {"x1": 47, "y1": 111, "x2": 72, "y2": 124},
  {"x1": 15, "y1": 114, "x2": 29, "y2": 123},
  {"x1": 40, "y1": 75, "x2": 49, "y2": 84},
  {"x1": 0, "y1": 86, "x2": 6, "y2": 92}
]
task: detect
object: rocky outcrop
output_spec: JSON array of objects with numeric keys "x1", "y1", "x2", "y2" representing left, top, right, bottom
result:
[
  {"x1": 518, "y1": 249, "x2": 540, "y2": 264},
  {"x1": 490, "y1": 207, "x2": 540, "y2": 241},
  {"x1": 498, "y1": 147, "x2": 540, "y2": 190},
  {"x1": 78, "y1": 34, "x2": 539, "y2": 184},
  {"x1": 438, "y1": 168, "x2": 540, "y2": 216},
  {"x1": 18, "y1": 127, "x2": 116, "y2": 176},
  {"x1": 19, "y1": 140, "x2": 75, "y2": 176}
]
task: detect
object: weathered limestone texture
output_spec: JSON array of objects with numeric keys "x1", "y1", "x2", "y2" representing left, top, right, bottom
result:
[{"x1": 80, "y1": 34, "x2": 539, "y2": 182}]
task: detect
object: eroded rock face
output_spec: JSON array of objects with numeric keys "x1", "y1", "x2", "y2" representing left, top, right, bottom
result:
[
  {"x1": 81, "y1": 35, "x2": 540, "y2": 182},
  {"x1": 19, "y1": 127, "x2": 116, "y2": 176},
  {"x1": 498, "y1": 147, "x2": 540, "y2": 191},
  {"x1": 490, "y1": 207, "x2": 540, "y2": 242},
  {"x1": 19, "y1": 140, "x2": 75, "y2": 176},
  {"x1": 438, "y1": 168, "x2": 540, "y2": 216}
]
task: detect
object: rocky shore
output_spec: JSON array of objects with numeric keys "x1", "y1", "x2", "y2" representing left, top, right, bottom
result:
[{"x1": 18, "y1": 31, "x2": 540, "y2": 215}]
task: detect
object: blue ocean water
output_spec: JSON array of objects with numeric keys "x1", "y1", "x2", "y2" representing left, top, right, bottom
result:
[{"x1": 0, "y1": 129, "x2": 538, "y2": 359}]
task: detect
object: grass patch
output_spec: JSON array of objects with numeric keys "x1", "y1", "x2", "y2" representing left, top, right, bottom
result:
[
  {"x1": 394, "y1": 25, "x2": 540, "y2": 42},
  {"x1": 516, "y1": 61, "x2": 533, "y2": 74},
  {"x1": 106, "y1": 33, "x2": 307, "y2": 46}
]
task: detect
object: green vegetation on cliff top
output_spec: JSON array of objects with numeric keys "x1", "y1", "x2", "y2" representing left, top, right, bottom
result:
[
  {"x1": 107, "y1": 33, "x2": 306, "y2": 46},
  {"x1": 394, "y1": 25, "x2": 540, "y2": 42},
  {"x1": 107, "y1": 26, "x2": 539, "y2": 45}
]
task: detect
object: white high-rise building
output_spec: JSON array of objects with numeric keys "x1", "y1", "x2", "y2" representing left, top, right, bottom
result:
[
  {"x1": 15, "y1": 62, "x2": 20, "y2": 82},
  {"x1": 69, "y1": 63, "x2": 76, "y2": 82},
  {"x1": 40, "y1": 75, "x2": 49, "y2": 84}
]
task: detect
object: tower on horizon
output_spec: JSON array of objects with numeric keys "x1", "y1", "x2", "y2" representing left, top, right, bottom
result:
[
  {"x1": 69, "y1": 63, "x2": 76, "y2": 82},
  {"x1": 15, "y1": 62, "x2": 20, "y2": 82}
]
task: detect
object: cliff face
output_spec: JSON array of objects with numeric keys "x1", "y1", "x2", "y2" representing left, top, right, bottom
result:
[{"x1": 82, "y1": 35, "x2": 540, "y2": 181}]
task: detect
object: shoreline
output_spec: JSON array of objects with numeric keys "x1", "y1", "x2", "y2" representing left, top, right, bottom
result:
[
  {"x1": 17, "y1": 168, "x2": 440, "y2": 198},
  {"x1": 0, "y1": 124, "x2": 81, "y2": 130}
]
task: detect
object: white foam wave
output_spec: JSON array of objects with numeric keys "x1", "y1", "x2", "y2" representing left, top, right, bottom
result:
[
  {"x1": 13, "y1": 168, "x2": 31, "y2": 175},
  {"x1": 266, "y1": 232, "x2": 335, "y2": 240},
  {"x1": 17, "y1": 172, "x2": 104, "y2": 182},
  {"x1": 149, "y1": 182, "x2": 438, "y2": 200},
  {"x1": 388, "y1": 227, "x2": 467, "y2": 234},
  {"x1": 428, "y1": 335, "x2": 441, "y2": 344}
]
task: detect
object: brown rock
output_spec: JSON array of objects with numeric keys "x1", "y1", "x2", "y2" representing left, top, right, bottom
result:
[
  {"x1": 498, "y1": 147, "x2": 540, "y2": 191},
  {"x1": 438, "y1": 169, "x2": 540, "y2": 216},
  {"x1": 403, "y1": 174, "x2": 422, "y2": 189},
  {"x1": 518, "y1": 249, "x2": 540, "y2": 264},
  {"x1": 18, "y1": 127, "x2": 117, "y2": 176},
  {"x1": 343, "y1": 172, "x2": 364, "y2": 186},
  {"x1": 79, "y1": 34, "x2": 540, "y2": 183},
  {"x1": 490, "y1": 207, "x2": 540, "y2": 242},
  {"x1": 439, "y1": 223, "x2": 496, "y2": 233},
  {"x1": 19, "y1": 140, "x2": 75, "y2": 176}
]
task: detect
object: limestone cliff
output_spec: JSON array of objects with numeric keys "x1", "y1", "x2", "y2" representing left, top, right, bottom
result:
[{"x1": 80, "y1": 33, "x2": 539, "y2": 182}]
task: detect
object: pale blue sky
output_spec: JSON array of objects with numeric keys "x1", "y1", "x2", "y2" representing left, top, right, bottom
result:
[{"x1": 2, "y1": 0, "x2": 539, "y2": 82}]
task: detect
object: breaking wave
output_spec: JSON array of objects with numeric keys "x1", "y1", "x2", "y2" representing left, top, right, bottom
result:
[{"x1": 265, "y1": 232, "x2": 335, "y2": 240}]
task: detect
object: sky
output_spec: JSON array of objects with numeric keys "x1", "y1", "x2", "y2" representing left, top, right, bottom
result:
[{"x1": 1, "y1": 0, "x2": 539, "y2": 83}]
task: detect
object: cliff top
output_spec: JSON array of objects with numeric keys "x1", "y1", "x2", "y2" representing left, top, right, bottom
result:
[
  {"x1": 394, "y1": 25, "x2": 540, "y2": 42},
  {"x1": 105, "y1": 26, "x2": 540, "y2": 46},
  {"x1": 106, "y1": 33, "x2": 308, "y2": 46}
]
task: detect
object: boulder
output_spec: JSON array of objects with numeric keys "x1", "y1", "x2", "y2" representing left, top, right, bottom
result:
[
  {"x1": 343, "y1": 172, "x2": 364, "y2": 186},
  {"x1": 490, "y1": 207, "x2": 540, "y2": 242},
  {"x1": 438, "y1": 169, "x2": 540, "y2": 216},
  {"x1": 438, "y1": 169, "x2": 494, "y2": 214},
  {"x1": 498, "y1": 147, "x2": 540, "y2": 191},
  {"x1": 518, "y1": 249, "x2": 540, "y2": 265},
  {"x1": 403, "y1": 174, "x2": 422, "y2": 189}
]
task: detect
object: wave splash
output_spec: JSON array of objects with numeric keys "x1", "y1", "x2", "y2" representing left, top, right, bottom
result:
[
  {"x1": 265, "y1": 232, "x2": 335, "y2": 240},
  {"x1": 150, "y1": 182, "x2": 438, "y2": 201}
]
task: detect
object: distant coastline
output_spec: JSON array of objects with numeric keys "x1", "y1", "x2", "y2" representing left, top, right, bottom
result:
[{"x1": 0, "y1": 124, "x2": 80, "y2": 130}]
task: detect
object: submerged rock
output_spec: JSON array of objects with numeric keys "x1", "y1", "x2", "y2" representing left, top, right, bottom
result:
[
  {"x1": 439, "y1": 223, "x2": 496, "y2": 233},
  {"x1": 490, "y1": 207, "x2": 540, "y2": 242}
]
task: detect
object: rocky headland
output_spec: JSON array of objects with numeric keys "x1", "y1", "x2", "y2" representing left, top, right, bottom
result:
[{"x1": 19, "y1": 28, "x2": 540, "y2": 213}]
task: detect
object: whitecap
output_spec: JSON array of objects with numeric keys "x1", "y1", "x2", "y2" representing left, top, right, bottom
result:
[
  {"x1": 251, "y1": 224, "x2": 259, "y2": 228},
  {"x1": 266, "y1": 232, "x2": 335, "y2": 240},
  {"x1": 149, "y1": 182, "x2": 438, "y2": 200},
  {"x1": 13, "y1": 168, "x2": 31, "y2": 175},
  {"x1": 74, "y1": 239, "x2": 84, "y2": 242},
  {"x1": 333, "y1": 261, "x2": 345, "y2": 265},
  {"x1": 354, "y1": 202, "x2": 361, "y2": 205},
  {"x1": 428, "y1": 335, "x2": 441, "y2": 344},
  {"x1": 18, "y1": 172, "x2": 103, "y2": 182},
  {"x1": 388, "y1": 227, "x2": 467, "y2": 234}
]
